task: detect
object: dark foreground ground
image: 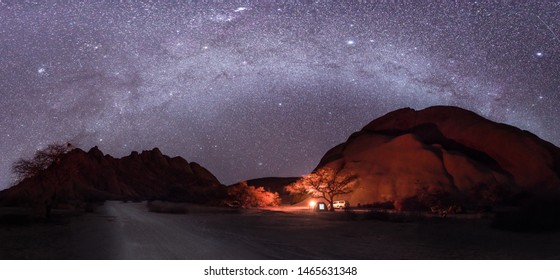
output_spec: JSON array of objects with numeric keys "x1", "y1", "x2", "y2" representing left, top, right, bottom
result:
[{"x1": 1, "y1": 201, "x2": 560, "y2": 259}]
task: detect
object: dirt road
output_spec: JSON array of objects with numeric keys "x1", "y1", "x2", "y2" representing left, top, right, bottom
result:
[
  {"x1": 3, "y1": 201, "x2": 560, "y2": 259},
  {"x1": 104, "y1": 201, "x2": 263, "y2": 259}
]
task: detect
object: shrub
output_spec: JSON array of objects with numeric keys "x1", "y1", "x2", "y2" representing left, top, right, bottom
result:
[
  {"x1": 395, "y1": 185, "x2": 466, "y2": 213},
  {"x1": 394, "y1": 196, "x2": 429, "y2": 212},
  {"x1": 368, "y1": 201, "x2": 395, "y2": 210},
  {"x1": 226, "y1": 182, "x2": 281, "y2": 208},
  {"x1": 468, "y1": 183, "x2": 510, "y2": 212}
]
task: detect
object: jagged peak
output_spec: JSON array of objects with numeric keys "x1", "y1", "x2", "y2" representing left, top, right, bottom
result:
[{"x1": 1, "y1": 145, "x2": 222, "y2": 205}]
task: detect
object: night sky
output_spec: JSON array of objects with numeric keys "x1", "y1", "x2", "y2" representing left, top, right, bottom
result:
[{"x1": 1, "y1": 1, "x2": 559, "y2": 189}]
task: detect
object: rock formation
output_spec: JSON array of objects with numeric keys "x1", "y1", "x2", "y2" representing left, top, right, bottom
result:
[
  {"x1": 316, "y1": 106, "x2": 560, "y2": 209},
  {"x1": 0, "y1": 147, "x2": 223, "y2": 207}
]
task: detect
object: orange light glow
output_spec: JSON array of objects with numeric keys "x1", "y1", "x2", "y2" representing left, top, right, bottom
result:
[{"x1": 309, "y1": 201, "x2": 316, "y2": 207}]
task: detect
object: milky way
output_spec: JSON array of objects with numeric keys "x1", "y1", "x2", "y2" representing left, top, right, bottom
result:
[{"x1": 1, "y1": 1, "x2": 559, "y2": 188}]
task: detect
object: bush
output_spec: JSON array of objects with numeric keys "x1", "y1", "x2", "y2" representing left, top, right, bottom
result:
[
  {"x1": 226, "y1": 182, "x2": 281, "y2": 208},
  {"x1": 357, "y1": 201, "x2": 395, "y2": 210},
  {"x1": 394, "y1": 196, "x2": 429, "y2": 212},
  {"x1": 395, "y1": 185, "x2": 466, "y2": 213},
  {"x1": 469, "y1": 183, "x2": 510, "y2": 211}
]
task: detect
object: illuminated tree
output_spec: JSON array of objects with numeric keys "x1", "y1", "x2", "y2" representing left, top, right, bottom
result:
[
  {"x1": 226, "y1": 181, "x2": 281, "y2": 208},
  {"x1": 286, "y1": 164, "x2": 357, "y2": 211}
]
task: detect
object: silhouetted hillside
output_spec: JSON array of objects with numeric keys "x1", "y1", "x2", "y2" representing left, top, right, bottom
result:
[{"x1": 0, "y1": 147, "x2": 224, "y2": 207}]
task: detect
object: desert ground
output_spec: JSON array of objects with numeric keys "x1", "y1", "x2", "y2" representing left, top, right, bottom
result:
[{"x1": 1, "y1": 201, "x2": 560, "y2": 259}]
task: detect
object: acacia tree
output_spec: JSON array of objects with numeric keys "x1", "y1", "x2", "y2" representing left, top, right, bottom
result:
[
  {"x1": 286, "y1": 164, "x2": 357, "y2": 211},
  {"x1": 11, "y1": 143, "x2": 73, "y2": 183},
  {"x1": 10, "y1": 143, "x2": 74, "y2": 219}
]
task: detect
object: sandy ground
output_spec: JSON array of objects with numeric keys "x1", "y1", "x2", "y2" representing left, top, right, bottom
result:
[
  {"x1": 1, "y1": 201, "x2": 560, "y2": 259},
  {"x1": 0, "y1": 205, "x2": 117, "y2": 259}
]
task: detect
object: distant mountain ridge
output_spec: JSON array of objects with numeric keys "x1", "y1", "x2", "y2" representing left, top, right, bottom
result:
[{"x1": 0, "y1": 146, "x2": 223, "y2": 206}]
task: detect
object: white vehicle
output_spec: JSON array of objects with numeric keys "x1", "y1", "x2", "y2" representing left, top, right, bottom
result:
[{"x1": 332, "y1": 200, "x2": 350, "y2": 209}]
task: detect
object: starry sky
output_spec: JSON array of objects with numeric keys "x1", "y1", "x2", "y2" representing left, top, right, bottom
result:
[{"x1": 1, "y1": 1, "x2": 559, "y2": 189}]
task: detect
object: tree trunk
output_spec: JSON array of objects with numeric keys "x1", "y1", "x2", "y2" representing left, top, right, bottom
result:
[{"x1": 327, "y1": 196, "x2": 335, "y2": 211}]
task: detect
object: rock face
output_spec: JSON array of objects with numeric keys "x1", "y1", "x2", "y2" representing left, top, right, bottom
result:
[
  {"x1": 316, "y1": 106, "x2": 560, "y2": 207},
  {"x1": 0, "y1": 147, "x2": 223, "y2": 206}
]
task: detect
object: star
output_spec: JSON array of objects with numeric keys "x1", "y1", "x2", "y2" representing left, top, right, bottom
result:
[{"x1": 0, "y1": 1, "x2": 559, "y2": 189}]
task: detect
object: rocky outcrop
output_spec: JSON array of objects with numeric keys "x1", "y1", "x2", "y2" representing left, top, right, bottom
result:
[
  {"x1": 316, "y1": 106, "x2": 560, "y2": 208},
  {"x1": 0, "y1": 147, "x2": 223, "y2": 206}
]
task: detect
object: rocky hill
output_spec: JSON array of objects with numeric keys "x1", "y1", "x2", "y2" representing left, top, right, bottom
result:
[
  {"x1": 0, "y1": 147, "x2": 224, "y2": 207},
  {"x1": 315, "y1": 106, "x2": 560, "y2": 210}
]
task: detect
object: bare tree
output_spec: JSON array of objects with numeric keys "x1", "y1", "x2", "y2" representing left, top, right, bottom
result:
[
  {"x1": 10, "y1": 143, "x2": 74, "y2": 219},
  {"x1": 286, "y1": 164, "x2": 357, "y2": 211},
  {"x1": 11, "y1": 143, "x2": 73, "y2": 183}
]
